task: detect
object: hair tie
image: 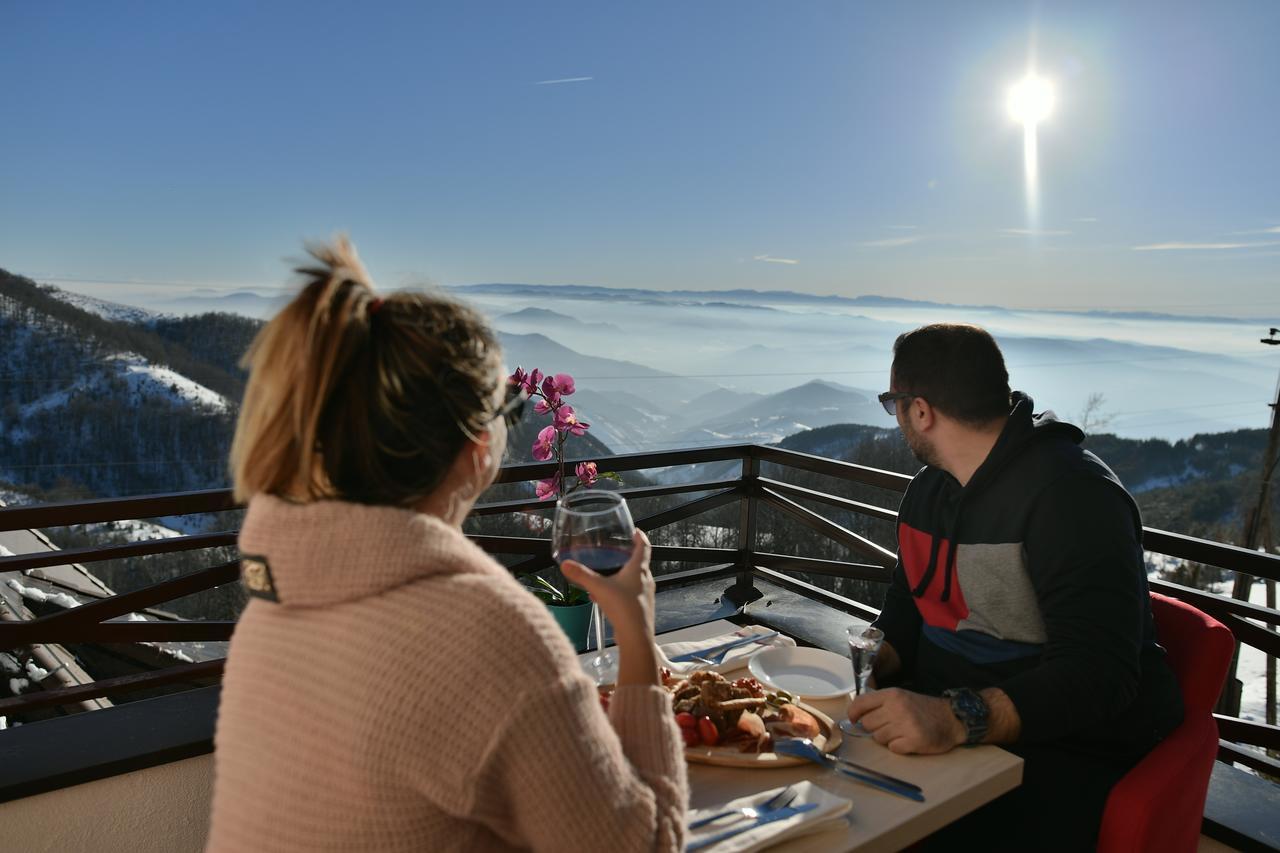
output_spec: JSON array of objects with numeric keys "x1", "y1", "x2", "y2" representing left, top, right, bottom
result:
[{"x1": 369, "y1": 297, "x2": 385, "y2": 315}]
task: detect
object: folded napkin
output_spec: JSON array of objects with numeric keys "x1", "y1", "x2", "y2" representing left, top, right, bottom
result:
[
  {"x1": 657, "y1": 625, "x2": 795, "y2": 676},
  {"x1": 685, "y1": 780, "x2": 852, "y2": 853}
]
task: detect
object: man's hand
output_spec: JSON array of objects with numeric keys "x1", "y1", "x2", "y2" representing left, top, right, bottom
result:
[{"x1": 847, "y1": 688, "x2": 966, "y2": 755}]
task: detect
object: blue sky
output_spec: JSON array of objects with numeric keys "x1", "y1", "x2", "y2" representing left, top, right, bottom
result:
[{"x1": 2, "y1": 1, "x2": 1277, "y2": 315}]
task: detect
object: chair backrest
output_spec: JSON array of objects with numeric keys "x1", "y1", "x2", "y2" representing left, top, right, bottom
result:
[{"x1": 1149, "y1": 592, "x2": 1234, "y2": 717}]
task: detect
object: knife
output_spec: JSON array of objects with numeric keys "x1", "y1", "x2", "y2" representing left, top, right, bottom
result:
[
  {"x1": 668, "y1": 630, "x2": 782, "y2": 663},
  {"x1": 686, "y1": 802, "x2": 820, "y2": 851},
  {"x1": 827, "y1": 763, "x2": 925, "y2": 802},
  {"x1": 822, "y1": 753, "x2": 922, "y2": 795}
]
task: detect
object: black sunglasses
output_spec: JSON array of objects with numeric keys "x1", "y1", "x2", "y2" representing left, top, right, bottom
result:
[
  {"x1": 492, "y1": 383, "x2": 528, "y2": 428},
  {"x1": 877, "y1": 391, "x2": 921, "y2": 416}
]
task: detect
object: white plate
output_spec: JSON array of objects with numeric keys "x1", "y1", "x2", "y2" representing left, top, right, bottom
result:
[{"x1": 747, "y1": 646, "x2": 856, "y2": 700}]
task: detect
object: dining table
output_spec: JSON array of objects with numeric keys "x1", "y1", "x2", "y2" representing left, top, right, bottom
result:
[{"x1": 582, "y1": 619, "x2": 1024, "y2": 853}]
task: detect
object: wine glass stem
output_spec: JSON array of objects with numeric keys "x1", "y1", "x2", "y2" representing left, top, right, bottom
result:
[{"x1": 593, "y1": 603, "x2": 606, "y2": 657}]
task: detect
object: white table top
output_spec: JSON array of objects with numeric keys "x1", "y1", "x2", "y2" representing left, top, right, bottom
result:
[{"x1": 587, "y1": 620, "x2": 1024, "y2": 852}]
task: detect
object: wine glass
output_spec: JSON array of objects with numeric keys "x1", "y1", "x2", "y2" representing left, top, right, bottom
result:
[
  {"x1": 839, "y1": 625, "x2": 885, "y2": 736},
  {"x1": 552, "y1": 489, "x2": 635, "y2": 685}
]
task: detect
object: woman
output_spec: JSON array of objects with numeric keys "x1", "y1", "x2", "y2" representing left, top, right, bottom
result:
[{"x1": 206, "y1": 238, "x2": 687, "y2": 852}]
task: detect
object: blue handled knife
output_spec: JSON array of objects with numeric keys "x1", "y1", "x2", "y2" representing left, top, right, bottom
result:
[{"x1": 686, "y1": 802, "x2": 820, "y2": 851}]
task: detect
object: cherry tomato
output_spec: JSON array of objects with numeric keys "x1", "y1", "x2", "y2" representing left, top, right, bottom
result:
[
  {"x1": 674, "y1": 712, "x2": 697, "y2": 730},
  {"x1": 697, "y1": 716, "x2": 720, "y2": 746},
  {"x1": 680, "y1": 727, "x2": 701, "y2": 747}
]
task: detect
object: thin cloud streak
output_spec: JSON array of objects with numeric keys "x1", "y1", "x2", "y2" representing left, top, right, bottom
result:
[
  {"x1": 752, "y1": 254, "x2": 799, "y2": 265},
  {"x1": 534, "y1": 76, "x2": 594, "y2": 85},
  {"x1": 858, "y1": 236, "x2": 922, "y2": 248},
  {"x1": 1132, "y1": 241, "x2": 1280, "y2": 251},
  {"x1": 1002, "y1": 228, "x2": 1071, "y2": 236}
]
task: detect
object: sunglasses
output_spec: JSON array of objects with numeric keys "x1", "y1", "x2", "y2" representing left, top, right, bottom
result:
[
  {"x1": 492, "y1": 383, "x2": 528, "y2": 428},
  {"x1": 877, "y1": 391, "x2": 921, "y2": 416}
]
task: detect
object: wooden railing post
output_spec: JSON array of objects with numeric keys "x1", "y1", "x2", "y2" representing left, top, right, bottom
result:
[{"x1": 723, "y1": 450, "x2": 762, "y2": 608}]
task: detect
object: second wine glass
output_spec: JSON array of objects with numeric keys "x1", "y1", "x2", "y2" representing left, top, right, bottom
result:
[
  {"x1": 839, "y1": 625, "x2": 885, "y2": 736},
  {"x1": 551, "y1": 489, "x2": 635, "y2": 685}
]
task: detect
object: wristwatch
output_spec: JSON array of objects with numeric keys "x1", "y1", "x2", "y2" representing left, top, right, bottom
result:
[{"x1": 943, "y1": 687, "x2": 989, "y2": 745}]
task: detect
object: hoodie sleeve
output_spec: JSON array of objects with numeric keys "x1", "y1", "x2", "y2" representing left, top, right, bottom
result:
[
  {"x1": 997, "y1": 474, "x2": 1147, "y2": 744},
  {"x1": 873, "y1": 556, "x2": 922, "y2": 680}
]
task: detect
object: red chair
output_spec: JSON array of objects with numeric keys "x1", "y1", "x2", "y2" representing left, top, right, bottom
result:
[{"x1": 1096, "y1": 592, "x2": 1235, "y2": 853}]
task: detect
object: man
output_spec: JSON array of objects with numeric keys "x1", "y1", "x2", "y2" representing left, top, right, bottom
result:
[{"x1": 848, "y1": 323, "x2": 1183, "y2": 849}]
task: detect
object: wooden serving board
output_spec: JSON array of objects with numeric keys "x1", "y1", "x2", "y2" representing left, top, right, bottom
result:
[{"x1": 683, "y1": 702, "x2": 842, "y2": 768}]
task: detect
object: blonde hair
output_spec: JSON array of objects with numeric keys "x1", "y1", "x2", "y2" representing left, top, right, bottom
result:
[{"x1": 230, "y1": 236, "x2": 502, "y2": 505}]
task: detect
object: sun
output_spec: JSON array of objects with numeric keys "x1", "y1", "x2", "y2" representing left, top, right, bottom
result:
[{"x1": 1007, "y1": 74, "x2": 1055, "y2": 125}]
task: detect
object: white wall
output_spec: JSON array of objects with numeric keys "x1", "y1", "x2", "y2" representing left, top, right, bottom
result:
[{"x1": 0, "y1": 755, "x2": 212, "y2": 852}]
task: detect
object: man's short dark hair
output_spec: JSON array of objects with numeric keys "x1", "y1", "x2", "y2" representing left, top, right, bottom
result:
[{"x1": 892, "y1": 324, "x2": 1011, "y2": 424}]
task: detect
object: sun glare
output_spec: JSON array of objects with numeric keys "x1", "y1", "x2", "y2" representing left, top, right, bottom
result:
[{"x1": 1007, "y1": 74, "x2": 1055, "y2": 126}]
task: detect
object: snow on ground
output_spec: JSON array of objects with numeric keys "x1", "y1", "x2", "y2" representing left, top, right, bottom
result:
[
  {"x1": 43, "y1": 286, "x2": 158, "y2": 324},
  {"x1": 107, "y1": 354, "x2": 230, "y2": 413},
  {"x1": 70, "y1": 519, "x2": 183, "y2": 543}
]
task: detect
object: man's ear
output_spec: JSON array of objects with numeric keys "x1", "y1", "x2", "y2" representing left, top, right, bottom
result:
[{"x1": 912, "y1": 397, "x2": 936, "y2": 431}]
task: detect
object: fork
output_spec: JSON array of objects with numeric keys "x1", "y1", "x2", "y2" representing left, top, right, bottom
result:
[
  {"x1": 686, "y1": 631, "x2": 781, "y2": 667},
  {"x1": 688, "y1": 785, "x2": 797, "y2": 829}
]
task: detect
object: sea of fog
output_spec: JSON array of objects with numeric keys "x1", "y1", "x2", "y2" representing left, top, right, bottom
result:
[{"x1": 457, "y1": 288, "x2": 1277, "y2": 445}]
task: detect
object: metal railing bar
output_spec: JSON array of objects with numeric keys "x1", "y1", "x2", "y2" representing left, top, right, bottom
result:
[
  {"x1": 0, "y1": 562, "x2": 240, "y2": 634},
  {"x1": 1221, "y1": 613, "x2": 1280, "y2": 659},
  {"x1": 470, "y1": 478, "x2": 746, "y2": 518},
  {"x1": 0, "y1": 622, "x2": 236, "y2": 644},
  {"x1": 1150, "y1": 579, "x2": 1280, "y2": 626},
  {"x1": 1214, "y1": 715, "x2": 1280, "y2": 751},
  {"x1": 0, "y1": 531, "x2": 238, "y2": 573},
  {"x1": 653, "y1": 563, "x2": 742, "y2": 590},
  {"x1": 751, "y1": 446, "x2": 913, "y2": 492},
  {"x1": 1143, "y1": 528, "x2": 1280, "y2": 581},
  {"x1": 0, "y1": 488, "x2": 239, "y2": 531},
  {"x1": 757, "y1": 477, "x2": 900, "y2": 523},
  {"x1": 753, "y1": 551, "x2": 892, "y2": 583},
  {"x1": 751, "y1": 566, "x2": 881, "y2": 623},
  {"x1": 1217, "y1": 740, "x2": 1280, "y2": 776},
  {"x1": 632, "y1": 487, "x2": 743, "y2": 534},
  {"x1": 0, "y1": 660, "x2": 225, "y2": 715},
  {"x1": 758, "y1": 487, "x2": 896, "y2": 568},
  {"x1": 494, "y1": 445, "x2": 752, "y2": 485}
]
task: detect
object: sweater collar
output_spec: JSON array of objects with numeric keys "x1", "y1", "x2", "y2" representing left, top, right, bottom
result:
[{"x1": 238, "y1": 495, "x2": 501, "y2": 607}]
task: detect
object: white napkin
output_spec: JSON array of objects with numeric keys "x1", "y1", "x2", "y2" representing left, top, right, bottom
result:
[
  {"x1": 657, "y1": 625, "x2": 795, "y2": 676},
  {"x1": 685, "y1": 780, "x2": 852, "y2": 852}
]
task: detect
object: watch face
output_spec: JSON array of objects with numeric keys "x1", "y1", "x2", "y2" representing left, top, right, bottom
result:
[{"x1": 946, "y1": 688, "x2": 989, "y2": 744}]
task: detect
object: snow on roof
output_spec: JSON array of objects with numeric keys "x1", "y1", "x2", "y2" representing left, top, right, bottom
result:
[{"x1": 6, "y1": 579, "x2": 82, "y2": 609}]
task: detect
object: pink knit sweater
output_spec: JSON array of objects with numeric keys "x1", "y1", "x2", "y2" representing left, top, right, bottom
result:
[{"x1": 206, "y1": 496, "x2": 687, "y2": 852}]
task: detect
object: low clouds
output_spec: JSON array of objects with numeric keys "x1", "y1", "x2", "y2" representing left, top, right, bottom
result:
[
  {"x1": 858, "y1": 236, "x2": 922, "y2": 248},
  {"x1": 753, "y1": 254, "x2": 799, "y2": 265},
  {"x1": 1002, "y1": 228, "x2": 1071, "y2": 236},
  {"x1": 1132, "y1": 241, "x2": 1280, "y2": 251},
  {"x1": 534, "y1": 76, "x2": 594, "y2": 85}
]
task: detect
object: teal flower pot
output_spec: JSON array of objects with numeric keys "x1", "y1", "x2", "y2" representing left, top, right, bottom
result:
[{"x1": 547, "y1": 601, "x2": 593, "y2": 652}]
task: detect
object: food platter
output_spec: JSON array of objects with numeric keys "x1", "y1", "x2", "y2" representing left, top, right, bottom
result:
[{"x1": 683, "y1": 701, "x2": 842, "y2": 768}]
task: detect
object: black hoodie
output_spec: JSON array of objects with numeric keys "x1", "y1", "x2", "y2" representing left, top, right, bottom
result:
[{"x1": 874, "y1": 392, "x2": 1183, "y2": 752}]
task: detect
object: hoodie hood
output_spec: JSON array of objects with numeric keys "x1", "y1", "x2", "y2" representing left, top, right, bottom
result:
[
  {"x1": 909, "y1": 392, "x2": 1084, "y2": 603},
  {"x1": 237, "y1": 494, "x2": 504, "y2": 607}
]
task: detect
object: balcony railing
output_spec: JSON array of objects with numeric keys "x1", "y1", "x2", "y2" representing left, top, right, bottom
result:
[{"x1": 2, "y1": 443, "x2": 1278, "y2": 778}]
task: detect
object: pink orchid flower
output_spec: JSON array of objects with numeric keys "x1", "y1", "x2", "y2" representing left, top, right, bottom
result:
[
  {"x1": 508, "y1": 367, "x2": 526, "y2": 387},
  {"x1": 575, "y1": 461, "x2": 598, "y2": 488},
  {"x1": 533, "y1": 397, "x2": 556, "y2": 416},
  {"x1": 523, "y1": 368, "x2": 544, "y2": 395},
  {"x1": 531, "y1": 425, "x2": 557, "y2": 461},
  {"x1": 554, "y1": 405, "x2": 589, "y2": 436},
  {"x1": 535, "y1": 474, "x2": 561, "y2": 501},
  {"x1": 549, "y1": 373, "x2": 576, "y2": 396}
]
